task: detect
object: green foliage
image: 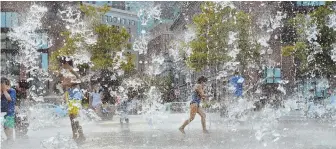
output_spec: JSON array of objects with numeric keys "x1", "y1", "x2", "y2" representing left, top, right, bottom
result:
[
  {"x1": 120, "y1": 52, "x2": 136, "y2": 75},
  {"x1": 51, "y1": 4, "x2": 133, "y2": 74},
  {"x1": 151, "y1": 73, "x2": 175, "y2": 102},
  {"x1": 235, "y1": 10, "x2": 261, "y2": 72},
  {"x1": 89, "y1": 24, "x2": 131, "y2": 70},
  {"x1": 283, "y1": 5, "x2": 336, "y2": 76},
  {"x1": 187, "y1": 2, "x2": 260, "y2": 73},
  {"x1": 50, "y1": 31, "x2": 83, "y2": 71}
]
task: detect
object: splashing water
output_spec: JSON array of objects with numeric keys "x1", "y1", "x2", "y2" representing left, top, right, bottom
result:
[
  {"x1": 58, "y1": 6, "x2": 95, "y2": 66},
  {"x1": 8, "y1": 5, "x2": 50, "y2": 69},
  {"x1": 133, "y1": 36, "x2": 149, "y2": 54},
  {"x1": 128, "y1": 2, "x2": 162, "y2": 26},
  {"x1": 327, "y1": 13, "x2": 336, "y2": 30},
  {"x1": 7, "y1": 4, "x2": 52, "y2": 98},
  {"x1": 141, "y1": 86, "x2": 168, "y2": 129},
  {"x1": 41, "y1": 133, "x2": 78, "y2": 149},
  {"x1": 331, "y1": 44, "x2": 336, "y2": 62},
  {"x1": 146, "y1": 55, "x2": 166, "y2": 76}
]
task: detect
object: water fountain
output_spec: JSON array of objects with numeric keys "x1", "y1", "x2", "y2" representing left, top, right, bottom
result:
[{"x1": 2, "y1": 2, "x2": 336, "y2": 149}]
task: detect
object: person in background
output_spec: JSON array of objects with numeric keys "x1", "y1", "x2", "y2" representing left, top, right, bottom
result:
[
  {"x1": 1, "y1": 77, "x2": 16, "y2": 141},
  {"x1": 229, "y1": 71, "x2": 245, "y2": 99},
  {"x1": 91, "y1": 87, "x2": 103, "y2": 115},
  {"x1": 179, "y1": 76, "x2": 208, "y2": 134},
  {"x1": 120, "y1": 92, "x2": 134, "y2": 124}
]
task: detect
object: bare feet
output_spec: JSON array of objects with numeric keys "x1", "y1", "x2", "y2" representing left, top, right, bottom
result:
[
  {"x1": 179, "y1": 127, "x2": 185, "y2": 134},
  {"x1": 203, "y1": 130, "x2": 209, "y2": 134}
]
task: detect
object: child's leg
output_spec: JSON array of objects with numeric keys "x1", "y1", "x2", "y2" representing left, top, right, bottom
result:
[{"x1": 69, "y1": 115, "x2": 78, "y2": 139}]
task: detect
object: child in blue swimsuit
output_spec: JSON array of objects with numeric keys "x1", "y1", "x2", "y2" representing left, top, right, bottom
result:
[{"x1": 179, "y1": 76, "x2": 208, "y2": 134}]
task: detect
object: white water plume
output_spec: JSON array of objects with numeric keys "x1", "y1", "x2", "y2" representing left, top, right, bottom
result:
[
  {"x1": 141, "y1": 86, "x2": 167, "y2": 128},
  {"x1": 58, "y1": 6, "x2": 96, "y2": 45},
  {"x1": 214, "y1": 1, "x2": 236, "y2": 9},
  {"x1": 58, "y1": 5, "x2": 95, "y2": 66},
  {"x1": 327, "y1": 13, "x2": 336, "y2": 30},
  {"x1": 129, "y1": 2, "x2": 162, "y2": 26},
  {"x1": 133, "y1": 36, "x2": 149, "y2": 54},
  {"x1": 7, "y1": 4, "x2": 52, "y2": 98},
  {"x1": 8, "y1": 4, "x2": 50, "y2": 69},
  {"x1": 331, "y1": 44, "x2": 336, "y2": 62},
  {"x1": 146, "y1": 54, "x2": 166, "y2": 76}
]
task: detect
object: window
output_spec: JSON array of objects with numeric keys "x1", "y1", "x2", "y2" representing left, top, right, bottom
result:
[
  {"x1": 296, "y1": 1, "x2": 325, "y2": 6},
  {"x1": 1, "y1": 12, "x2": 19, "y2": 28},
  {"x1": 132, "y1": 20, "x2": 136, "y2": 26},
  {"x1": 128, "y1": 20, "x2": 132, "y2": 25},
  {"x1": 113, "y1": 17, "x2": 118, "y2": 23},
  {"x1": 108, "y1": 16, "x2": 112, "y2": 22},
  {"x1": 122, "y1": 18, "x2": 125, "y2": 24},
  {"x1": 41, "y1": 53, "x2": 48, "y2": 71},
  {"x1": 263, "y1": 67, "x2": 281, "y2": 84}
]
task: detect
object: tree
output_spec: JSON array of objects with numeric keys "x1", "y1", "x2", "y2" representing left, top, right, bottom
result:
[
  {"x1": 187, "y1": 2, "x2": 261, "y2": 74},
  {"x1": 282, "y1": 3, "x2": 336, "y2": 77},
  {"x1": 235, "y1": 11, "x2": 261, "y2": 72},
  {"x1": 50, "y1": 4, "x2": 135, "y2": 76},
  {"x1": 187, "y1": 2, "x2": 234, "y2": 71}
]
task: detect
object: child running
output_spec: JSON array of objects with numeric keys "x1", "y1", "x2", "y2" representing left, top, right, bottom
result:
[
  {"x1": 179, "y1": 76, "x2": 209, "y2": 134},
  {"x1": 58, "y1": 56, "x2": 86, "y2": 143}
]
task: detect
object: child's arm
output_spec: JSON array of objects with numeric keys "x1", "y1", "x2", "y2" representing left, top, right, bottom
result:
[{"x1": 196, "y1": 85, "x2": 206, "y2": 100}]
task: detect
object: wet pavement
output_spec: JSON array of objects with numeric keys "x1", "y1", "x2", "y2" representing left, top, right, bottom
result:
[{"x1": 1, "y1": 112, "x2": 336, "y2": 149}]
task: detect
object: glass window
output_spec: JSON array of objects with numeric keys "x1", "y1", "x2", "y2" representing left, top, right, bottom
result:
[
  {"x1": 41, "y1": 53, "x2": 48, "y2": 71},
  {"x1": 128, "y1": 20, "x2": 131, "y2": 25},
  {"x1": 132, "y1": 20, "x2": 135, "y2": 26},
  {"x1": 122, "y1": 18, "x2": 125, "y2": 24},
  {"x1": 113, "y1": 17, "x2": 118, "y2": 22},
  {"x1": 1, "y1": 12, "x2": 6, "y2": 27},
  {"x1": 264, "y1": 68, "x2": 281, "y2": 84},
  {"x1": 296, "y1": 1, "x2": 325, "y2": 6},
  {"x1": 1, "y1": 12, "x2": 19, "y2": 28}
]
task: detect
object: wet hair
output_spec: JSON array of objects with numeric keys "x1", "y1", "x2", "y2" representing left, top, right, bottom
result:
[
  {"x1": 1, "y1": 77, "x2": 10, "y2": 86},
  {"x1": 197, "y1": 76, "x2": 207, "y2": 84},
  {"x1": 58, "y1": 56, "x2": 73, "y2": 67}
]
